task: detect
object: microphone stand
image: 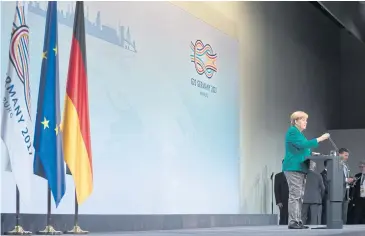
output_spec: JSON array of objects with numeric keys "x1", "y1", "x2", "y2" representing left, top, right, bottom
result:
[
  {"x1": 270, "y1": 172, "x2": 274, "y2": 214},
  {"x1": 328, "y1": 136, "x2": 338, "y2": 152}
]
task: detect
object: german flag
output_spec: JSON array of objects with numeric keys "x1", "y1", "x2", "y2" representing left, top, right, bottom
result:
[{"x1": 62, "y1": 1, "x2": 93, "y2": 204}]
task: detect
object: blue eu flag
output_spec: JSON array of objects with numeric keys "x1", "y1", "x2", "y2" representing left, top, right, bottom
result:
[{"x1": 33, "y1": 2, "x2": 65, "y2": 207}]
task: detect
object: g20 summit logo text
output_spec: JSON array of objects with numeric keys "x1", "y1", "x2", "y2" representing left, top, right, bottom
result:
[{"x1": 190, "y1": 40, "x2": 218, "y2": 98}]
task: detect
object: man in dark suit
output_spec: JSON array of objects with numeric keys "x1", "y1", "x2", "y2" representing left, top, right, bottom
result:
[
  {"x1": 350, "y1": 160, "x2": 365, "y2": 224},
  {"x1": 339, "y1": 148, "x2": 354, "y2": 224},
  {"x1": 275, "y1": 168, "x2": 289, "y2": 225},
  {"x1": 302, "y1": 161, "x2": 325, "y2": 225},
  {"x1": 320, "y1": 160, "x2": 329, "y2": 224}
]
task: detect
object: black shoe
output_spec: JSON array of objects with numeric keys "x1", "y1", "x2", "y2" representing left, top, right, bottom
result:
[
  {"x1": 288, "y1": 222, "x2": 302, "y2": 229},
  {"x1": 300, "y1": 225, "x2": 309, "y2": 229},
  {"x1": 298, "y1": 222, "x2": 309, "y2": 229}
]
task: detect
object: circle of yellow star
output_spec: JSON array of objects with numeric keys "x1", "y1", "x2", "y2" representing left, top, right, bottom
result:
[
  {"x1": 42, "y1": 51, "x2": 47, "y2": 59},
  {"x1": 41, "y1": 117, "x2": 49, "y2": 129}
]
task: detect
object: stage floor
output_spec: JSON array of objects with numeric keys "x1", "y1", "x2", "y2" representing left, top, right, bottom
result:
[{"x1": 99, "y1": 225, "x2": 365, "y2": 236}]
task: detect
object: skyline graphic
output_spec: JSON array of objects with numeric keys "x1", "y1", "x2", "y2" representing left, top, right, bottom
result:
[
  {"x1": 28, "y1": 1, "x2": 137, "y2": 53},
  {"x1": 190, "y1": 40, "x2": 217, "y2": 79}
]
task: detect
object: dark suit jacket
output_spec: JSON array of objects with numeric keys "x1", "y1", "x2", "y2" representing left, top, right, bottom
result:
[
  {"x1": 322, "y1": 165, "x2": 348, "y2": 200},
  {"x1": 350, "y1": 173, "x2": 363, "y2": 200},
  {"x1": 274, "y1": 172, "x2": 289, "y2": 205},
  {"x1": 303, "y1": 170, "x2": 325, "y2": 204},
  {"x1": 342, "y1": 164, "x2": 350, "y2": 200},
  {"x1": 321, "y1": 169, "x2": 328, "y2": 200}
]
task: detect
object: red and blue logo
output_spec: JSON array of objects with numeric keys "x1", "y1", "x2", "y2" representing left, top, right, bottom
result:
[{"x1": 190, "y1": 40, "x2": 217, "y2": 79}]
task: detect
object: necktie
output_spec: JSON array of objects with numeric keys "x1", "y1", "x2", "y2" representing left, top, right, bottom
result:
[
  {"x1": 362, "y1": 174, "x2": 365, "y2": 184},
  {"x1": 343, "y1": 165, "x2": 348, "y2": 178}
]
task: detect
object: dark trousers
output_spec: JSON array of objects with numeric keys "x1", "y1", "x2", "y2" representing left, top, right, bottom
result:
[
  {"x1": 343, "y1": 200, "x2": 349, "y2": 224},
  {"x1": 302, "y1": 203, "x2": 322, "y2": 225},
  {"x1": 279, "y1": 204, "x2": 288, "y2": 225},
  {"x1": 342, "y1": 189, "x2": 350, "y2": 224},
  {"x1": 321, "y1": 199, "x2": 327, "y2": 225},
  {"x1": 353, "y1": 198, "x2": 365, "y2": 224}
]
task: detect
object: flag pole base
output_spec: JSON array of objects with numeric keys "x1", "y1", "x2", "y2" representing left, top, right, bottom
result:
[
  {"x1": 64, "y1": 225, "x2": 88, "y2": 234},
  {"x1": 4, "y1": 225, "x2": 32, "y2": 235},
  {"x1": 36, "y1": 225, "x2": 62, "y2": 235}
]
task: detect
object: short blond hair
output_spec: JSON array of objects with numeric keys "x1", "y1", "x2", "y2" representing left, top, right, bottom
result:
[{"x1": 290, "y1": 111, "x2": 308, "y2": 125}]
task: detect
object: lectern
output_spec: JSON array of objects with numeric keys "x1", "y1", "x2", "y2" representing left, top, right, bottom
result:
[{"x1": 305, "y1": 154, "x2": 344, "y2": 229}]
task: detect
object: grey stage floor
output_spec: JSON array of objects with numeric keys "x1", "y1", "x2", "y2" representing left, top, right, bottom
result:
[{"x1": 98, "y1": 225, "x2": 365, "y2": 236}]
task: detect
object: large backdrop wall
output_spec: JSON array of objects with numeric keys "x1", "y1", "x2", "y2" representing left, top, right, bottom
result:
[
  {"x1": 1, "y1": 1, "x2": 240, "y2": 214},
  {"x1": 205, "y1": 1, "x2": 365, "y2": 214},
  {"x1": 201, "y1": 1, "x2": 358, "y2": 214}
]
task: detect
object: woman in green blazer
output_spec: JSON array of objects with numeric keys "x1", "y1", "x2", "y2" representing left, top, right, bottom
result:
[{"x1": 282, "y1": 111, "x2": 329, "y2": 229}]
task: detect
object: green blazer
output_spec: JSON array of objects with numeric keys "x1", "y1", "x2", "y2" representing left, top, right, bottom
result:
[{"x1": 282, "y1": 126, "x2": 318, "y2": 173}]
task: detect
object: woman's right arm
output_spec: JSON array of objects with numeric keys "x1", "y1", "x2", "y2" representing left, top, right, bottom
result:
[
  {"x1": 317, "y1": 133, "x2": 330, "y2": 143},
  {"x1": 287, "y1": 129, "x2": 329, "y2": 149}
]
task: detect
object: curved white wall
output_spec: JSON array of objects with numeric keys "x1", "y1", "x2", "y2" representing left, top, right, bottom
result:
[{"x1": 175, "y1": 1, "x2": 342, "y2": 214}]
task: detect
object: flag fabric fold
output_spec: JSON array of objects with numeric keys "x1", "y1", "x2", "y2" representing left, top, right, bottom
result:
[
  {"x1": 63, "y1": 1, "x2": 93, "y2": 205},
  {"x1": 33, "y1": 1, "x2": 66, "y2": 207},
  {"x1": 1, "y1": 1, "x2": 34, "y2": 204}
]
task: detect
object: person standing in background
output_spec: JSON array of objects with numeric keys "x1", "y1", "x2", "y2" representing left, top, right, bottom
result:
[
  {"x1": 320, "y1": 160, "x2": 329, "y2": 225},
  {"x1": 302, "y1": 161, "x2": 325, "y2": 225},
  {"x1": 350, "y1": 160, "x2": 365, "y2": 224},
  {"x1": 339, "y1": 148, "x2": 354, "y2": 224},
  {"x1": 274, "y1": 164, "x2": 289, "y2": 225},
  {"x1": 282, "y1": 111, "x2": 330, "y2": 229}
]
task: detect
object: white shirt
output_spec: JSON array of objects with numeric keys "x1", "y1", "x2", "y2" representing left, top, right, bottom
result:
[
  {"x1": 343, "y1": 164, "x2": 349, "y2": 179},
  {"x1": 342, "y1": 163, "x2": 350, "y2": 186}
]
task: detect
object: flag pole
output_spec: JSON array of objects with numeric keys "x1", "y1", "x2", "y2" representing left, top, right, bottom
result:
[
  {"x1": 63, "y1": 3, "x2": 93, "y2": 234},
  {"x1": 4, "y1": 186, "x2": 32, "y2": 235},
  {"x1": 36, "y1": 186, "x2": 62, "y2": 235},
  {"x1": 64, "y1": 190, "x2": 88, "y2": 234}
]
